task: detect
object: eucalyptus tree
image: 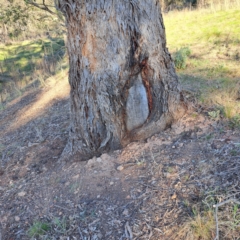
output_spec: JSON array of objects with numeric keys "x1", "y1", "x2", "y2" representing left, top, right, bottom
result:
[
  {"x1": 56, "y1": 0, "x2": 186, "y2": 160},
  {"x1": 0, "y1": 0, "x2": 30, "y2": 41},
  {"x1": 0, "y1": 0, "x2": 62, "y2": 41}
]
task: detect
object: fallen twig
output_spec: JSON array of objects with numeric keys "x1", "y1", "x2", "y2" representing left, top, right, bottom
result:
[
  {"x1": 213, "y1": 198, "x2": 240, "y2": 240},
  {"x1": 125, "y1": 221, "x2": 133, "y2": 239}
]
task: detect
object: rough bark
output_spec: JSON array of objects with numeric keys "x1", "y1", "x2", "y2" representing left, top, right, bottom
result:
[{"x1": 58, "y1": 0, "x2": 186, "y2": 160}]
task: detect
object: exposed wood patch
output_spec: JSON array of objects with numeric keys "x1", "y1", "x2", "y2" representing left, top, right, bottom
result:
[
  {"x1": 82, "y1": 31, "x2": 97, "y2": 72},
  {"x1": 125, "y1": 75, "x2": 149, "y2": 131},
  {"x1": 140, "y1": 59, "x2": 153, "y2": 113}
]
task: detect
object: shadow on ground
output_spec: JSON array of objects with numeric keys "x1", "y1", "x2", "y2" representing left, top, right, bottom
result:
[{"x1": 0, "y1": 75, "x2": 240, "y2": 239}]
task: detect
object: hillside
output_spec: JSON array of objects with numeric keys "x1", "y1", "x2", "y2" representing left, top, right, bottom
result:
[
  {"x1": 165, "y1": 9, "x2": 240, "y2": 118},
  {"x1": 0, "y1": 8, "x2": 240, "y2": 240}
]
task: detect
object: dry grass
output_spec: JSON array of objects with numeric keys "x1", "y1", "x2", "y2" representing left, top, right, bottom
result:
[
  {"x1": 197, "y1": 0, "x2": 240, "y2": 11},
  {"x1": 177, "y1": 211, "x2": 215, "y2": 240},
  {"x1": 176, "y1": 197, "x2": 240, "y2": 239},
  {"x1": 200, "y1": 79, "x2": 240, "y2": 118}
]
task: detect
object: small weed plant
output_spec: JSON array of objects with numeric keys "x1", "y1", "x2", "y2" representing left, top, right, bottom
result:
[
  {"x1": 229, "y1": 115, "x2": 240, "y2": 130},
  {"x1": 173, "y1": 47, "x2": 191, "y2": 69},
  {"x1": 208, "y1": 110, "x2": 220, "y2": 120},
  {"x1": 27, "y1": 221, "x2": 51, "y2": 238},
  {"x1": 53, "y1": 217, "x2": 68, "y2": 234}
]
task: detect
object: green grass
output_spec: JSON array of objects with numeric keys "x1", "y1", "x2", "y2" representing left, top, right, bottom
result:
[
  {"x1": 164, "y1": 10, "x2": 240, "y2": 78},
  {"x1": 0, "y1": 37, "x2": 66, "y2": 105},
  {"x1": 0, "y1": 38, "x2": 65, "y2": 73},
  {"x1": 164, "y1": 9, "x2": 240, "y2": 120},
  {"x1": 27, "y1": 221, "x2": 51, "y2": 238},
  {"x1": 53, "y1": 217, "x2": 68, "y2": 234},
  {"x1": 164, "y1": 10, "x2": 240, "y2": 49}
]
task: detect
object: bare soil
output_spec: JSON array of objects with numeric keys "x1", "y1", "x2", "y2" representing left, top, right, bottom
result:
[{"x1": 0, "y1": 77, "x2": 240, "y2": 239}]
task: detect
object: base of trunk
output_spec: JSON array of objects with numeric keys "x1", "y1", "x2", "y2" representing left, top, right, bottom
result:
[
  {"x1": 61, "y1": 99, "x2": 187, "y2": 162},
  {"x1": 58, "y1": 0, "x2": 187, "y2": 161}
]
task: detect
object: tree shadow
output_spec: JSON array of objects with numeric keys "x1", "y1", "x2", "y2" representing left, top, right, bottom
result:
[
  {"x1": 0, "y1": 70, "x2": 240, "y2": 239},
  {"x1": 0, "y1": 38, "x2": 66, "y2": 78},
  {"x1": 0, "y1": 75, "x2": 70, "y2": 174}
]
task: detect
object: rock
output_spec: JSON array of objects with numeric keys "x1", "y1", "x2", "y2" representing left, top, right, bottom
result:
[
  {"x1": 96, "y1": 157, "x2": 102, "y2": 162},
  {"x1": 117, "y1": 165, "x2": 124, "y2": 171},
  {"x1": 73, "y1": 174, "x2": 79, "y2": 180},
  {"x1": 101, "y1": 153, "x2": 110, "y2": 161},
  {"x1": 179, "y1": 143, "x2": 184, "y2": 147},
  {"x1": 65, "y1": 182, "x2": 70, "y2": 186},
  {"x1": 164, "y1": 172, "x2": 170, "y2": 178},
  {"x1": 174, "y1": 182, "x2": 181, "y2": 189},
  {"x1": 87, "y1": 158, "x2": 96, "y2": 166},
  {"x1": 28, "y1": 142, "x2": 39, "y2": 147},
  {"x1": 2, "y1": 215, "x2": 8, "y2": 222},
  {"x1": 18, "y1": 191, "x2": 26, "y2": 197},
  {"x1": 15, "y1": 216, "x2": 20, "y2": 222},
  {"x1": 164, "y1": 172, "x2": 178, "y2": 179},
  {"x1": 122, "y1": 209, "x2": 129, "y2": 216},
  {"x1": 42, "y1": 167, "x2": 48, "y2": 171},
  {"x1": 97, "y1": 233, "x2": 103, "y2": 239},
  {"x1": 110, "y1": 182, "x2": 114, "y2": 185}
]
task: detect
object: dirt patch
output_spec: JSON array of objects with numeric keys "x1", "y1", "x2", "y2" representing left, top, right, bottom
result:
[{"x1": 0, "y1": 78, "x2": 240, "y2": 239}]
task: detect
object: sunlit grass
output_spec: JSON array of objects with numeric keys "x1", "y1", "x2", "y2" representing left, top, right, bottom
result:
[
  {"x1": 0, "y1": 38, "x2": 64, "y2": 69},
  {"x1": 0, "y1": 37, "x2": 66, "y2": 105},
  {"x1": 164, "y1": 9, "x2": 240, "y2": 77},
  {"x1": 164, "y1": 9, "x2": 240, "y2": 120},
  {"x1": 164, "y1": 10, "x2": 240, "y2": 49}
]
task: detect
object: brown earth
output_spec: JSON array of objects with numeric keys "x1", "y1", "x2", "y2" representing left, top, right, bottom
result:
[{"x1": 0, "y1": 76, "x2": 240, "y2": 239}]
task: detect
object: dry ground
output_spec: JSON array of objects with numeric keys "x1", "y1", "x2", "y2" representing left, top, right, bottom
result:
[{"x1": 0, "y1": 76, "x2": 240, "y2": 239}]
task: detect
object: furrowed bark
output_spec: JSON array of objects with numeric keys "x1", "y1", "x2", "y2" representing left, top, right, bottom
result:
[{"x1": 58, "y1": 0, "x2": 186, "y2": 160}]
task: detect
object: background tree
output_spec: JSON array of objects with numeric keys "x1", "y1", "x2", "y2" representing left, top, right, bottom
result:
[
  {"x1": 0, "y1": 0, "x2": 30, "y2": 41},
  {"x1": 0, "y1": 0, "x2": 63, "y2": 42},
  {"x1": 161, "y1": 0, "x2": 197, "y2": 11},
  {"x1": 57, "y1": 0, "x2": 186, "y2": 161}
]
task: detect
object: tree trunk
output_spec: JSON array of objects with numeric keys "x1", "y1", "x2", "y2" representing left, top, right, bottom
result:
[{"x1": 58, "y1": 0, "x2": 186, "y2": 160}]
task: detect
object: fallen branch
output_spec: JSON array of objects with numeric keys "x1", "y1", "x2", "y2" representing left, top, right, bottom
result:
[{"x1": 213, "y1": 198, "x2": 240, "y2": 240}]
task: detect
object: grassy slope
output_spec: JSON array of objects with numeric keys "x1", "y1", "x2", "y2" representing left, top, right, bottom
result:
[
  {"x1": 0, "y1": 38, "x2": 66, "y2": 105},
  {"x1": 0, "y1": 38, "x2": 65, "y2": 72},
  {"x1": 164, "y1": 9, "x2": 240, "y2": 119},
  {"x1": 165, "y1": 10, "x2": 240, "y2": 49},
  {"x1": 164, "y1": 10, "x2": 240, "y2": 239}
]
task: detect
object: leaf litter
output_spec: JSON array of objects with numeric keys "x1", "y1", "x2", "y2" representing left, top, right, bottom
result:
[{"x1": 0, "y1": 79, "x2": 240, "y2": 239}]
